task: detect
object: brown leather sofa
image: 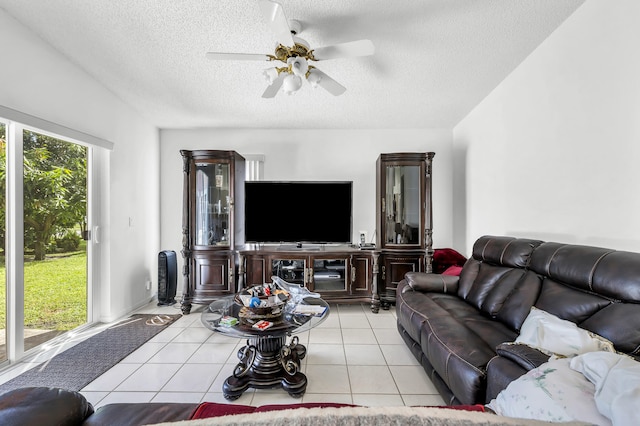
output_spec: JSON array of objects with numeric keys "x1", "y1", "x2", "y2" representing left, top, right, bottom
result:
[
  {"x1": 0, "y1": 386, "x2": 490, "y2": 425},
  {"x1": 0, "y1": 386, "x2": 364, "y2": 425},
  {"x1": 0, "y1": 386, "x2": 197, "y2": 425},
  {"x1": 396, "y1": 235, "x2": 640, "y2": 405}
]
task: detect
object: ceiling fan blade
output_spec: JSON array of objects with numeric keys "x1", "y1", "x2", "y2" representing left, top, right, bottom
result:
[
  {"x1": 308, "y1": 68, "x2": 346, "y2": 96},
  {"x1": 206, "y1": 52, "x2": 271, "y2": 61},
  {"x1": 258, "y1": 0, "x2": 295, "y2": 47},
  {"x1": 312, "y1": 40, "x2": 375, "y2": 61},
  {"x1": 262, "y1": 73, "x2": 285, "y2": 98}
]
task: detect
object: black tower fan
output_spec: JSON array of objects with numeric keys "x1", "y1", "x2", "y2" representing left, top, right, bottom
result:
[{"x1": 157, "y1": 250, "x2": 177, "y2": 305}]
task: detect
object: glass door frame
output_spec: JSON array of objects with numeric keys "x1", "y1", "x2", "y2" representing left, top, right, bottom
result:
[
  {"x1": 2, "y1": 119, "x2": 97, "y2": 366},
  {"x1": 381, "y1": 161, "x2": 425, "y2": 250}
]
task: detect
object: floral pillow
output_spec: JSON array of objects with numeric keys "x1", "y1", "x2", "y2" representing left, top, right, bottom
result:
[
  {"x1": 515, "y1": 307, "x2": 615, "y2": 357},
  {"x1": 487, "y1": 358, "x2": 612, "y2": 425}
]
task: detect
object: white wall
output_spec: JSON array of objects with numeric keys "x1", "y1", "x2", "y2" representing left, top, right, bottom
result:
[
  {"x1": 160, "y1": 128, "x2": 453, "y2": 280},
  {"x1": 0, "y1": 10, "x2": 160, "y2": 321},
  {"x1": 453, "y1": 0, "x2": 640, "y2": 255}
]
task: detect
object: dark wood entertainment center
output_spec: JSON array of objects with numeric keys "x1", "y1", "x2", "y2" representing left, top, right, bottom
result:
[
  {"x1": 239, "y1": 246, "x2": 381, "y2": 312},
  {"x1": 179, "y1": 150, "x2": 434, "y2": 314}
]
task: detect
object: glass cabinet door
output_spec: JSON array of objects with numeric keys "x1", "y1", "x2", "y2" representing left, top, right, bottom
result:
[
  {"x1": 194, "y1": 162, "x2": 231, "y2": 246},
  {"x1": 384, "y1": 165, "x2": 421, "y2": 246},
  {"x1": 271, "y1": 258, "x2": 307, "y2": 285},
  {"x1": 312, "y1": 259, "x2": 347, "y2": 292}
]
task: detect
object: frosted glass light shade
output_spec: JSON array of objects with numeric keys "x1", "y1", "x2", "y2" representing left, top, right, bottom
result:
[
  {"x1": 263, "y1": 68, "x2": 279, "y2": 84},
  {"x1": 283, "y1": 74, "x2": 302, "y2": 94}
]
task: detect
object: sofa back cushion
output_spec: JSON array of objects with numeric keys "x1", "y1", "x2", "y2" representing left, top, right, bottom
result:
[
  {"x1": 472, "y1": 236, "x2": 542, "y2": 268},
  {"x1": 534, "y1": 278, "x2": 611, "y2": 323},
  {"x1": 491, "y1": 271, "x2": 543, "y2": 331},
  {"x1": 459, "y1": 236, "x2": 541, "y2": 298},
  {"x1": 586, "y1": 250, "x2": 640, "y2": 354},
  {"x1": 529, "y1": 243, "x2": 640, "y2": 356},
  {"x1": 455, "y1": 236, "x2": 640, "y2": 355},
  {"x1": 528, "y1": 242, "x2": 613, "y2": 290},
  {"x1": 457, "y1": 236, "x2": 543, "y2": 330}
]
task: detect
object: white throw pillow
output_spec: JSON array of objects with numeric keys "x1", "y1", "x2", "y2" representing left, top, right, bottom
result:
[
  {"x1": 487, "y1": 358, "x2": 612, "y2": 425},
  {"x1": 570, "y1": 351, "x2": 640, "y2": 426},
  {"x1": 515, "y1": 307, "x2": 615, "y2": 357}
]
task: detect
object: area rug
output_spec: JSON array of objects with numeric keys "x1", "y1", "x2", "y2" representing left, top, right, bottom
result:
[{"x1": 0, "y1": 313, "x2": 180, "y2": 394}]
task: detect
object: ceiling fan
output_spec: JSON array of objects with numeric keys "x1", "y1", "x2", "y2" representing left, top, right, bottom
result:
[{"x1": 205, "y1": 0, "x2": 375, "y2": 98}]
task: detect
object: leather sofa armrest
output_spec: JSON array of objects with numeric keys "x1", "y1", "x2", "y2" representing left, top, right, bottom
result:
[
  {"x1": 401, "y1": 272, "x2": 459, "y2": 294},
  {"x1": 495, "y1": 343, "x2": 550, "y2": 371},
  {"x1": 485, "y1": 344, "x2": 551, "y2": 403},
  {"x1": 486, "y1": 356, "x2": 527, "y2": 403},
  {"x1": 0, "y1": 386, "x2": 94, "y2": 425}
]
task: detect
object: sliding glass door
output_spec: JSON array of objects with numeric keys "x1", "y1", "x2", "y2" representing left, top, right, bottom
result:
[
  {"x1": 0, "y1": 120, "x2": 92, "y2": 365},
  {"x1": 22, "y1": 130, "x2": 88, "y2": 352}
]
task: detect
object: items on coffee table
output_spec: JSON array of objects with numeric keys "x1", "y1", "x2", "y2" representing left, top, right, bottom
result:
[{"x1": 236, "y1": 283, "x2": 290, "y2": 315}]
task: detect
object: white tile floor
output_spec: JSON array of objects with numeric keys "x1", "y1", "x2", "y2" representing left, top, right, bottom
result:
[{"x1": 0, "y1": 302, "x2": 445, "y2": 409}]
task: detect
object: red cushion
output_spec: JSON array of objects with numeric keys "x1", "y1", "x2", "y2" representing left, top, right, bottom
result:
[
  {"x1": 190, "y1": 402, "x2": 356, "y2": 419},
  {"x1": 190, "y1": 402, "x2": 256, "y2": 419},
  {"x1": 190, "y1": 401, "x2": 482, "y2": 419},
  {"x1": 254, "y1": 402, "x2": 356, "y2": 412},
  {"x1": 432, "y1": 248, "x2": 467, "y2": 274},
  {"x1": 442, "y1": 404, "x2": 485, "y2": 412},
  {"x1": 442, "y1": 265, "x2": 463, "y2": 276}
]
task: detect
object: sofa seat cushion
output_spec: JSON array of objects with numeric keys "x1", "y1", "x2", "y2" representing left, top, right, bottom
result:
[
  {"x1": 461, "y1": 316, "x2": 518, "y2": 351},
  {"x1": 397, "y1": 288, "x2": 479, "y2": 347},
  {"x1": 399, "y1": 288, "x2": 519, "y2": 404},
  {"x1": 419, "y1": 312, "x2": 511, "y2": 405},
  {"x1": 398, "y1": 287, "x2": 517, "y2": 348}
]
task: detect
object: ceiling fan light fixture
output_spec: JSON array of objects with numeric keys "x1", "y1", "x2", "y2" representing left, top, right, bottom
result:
[
  {"x1": 205, "y1": 1, "x2": 375, "y2": 98},
  {"x1": 288, "y1": 56, "x2": 308, "y2": 77},
  {"x1": 307, "y1": 69, "x2": 322, "y2": 88},
  {"x1": 262, "y1": 67, "x2": 279, "y2": 84},
  {"x1": 283, "y1": 74, "x2": 302, "y2": 94}
]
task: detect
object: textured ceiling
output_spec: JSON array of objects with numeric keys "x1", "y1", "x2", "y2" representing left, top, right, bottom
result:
[{"x1": 0, "y1": 0, "x2": 584, "y2": 129}]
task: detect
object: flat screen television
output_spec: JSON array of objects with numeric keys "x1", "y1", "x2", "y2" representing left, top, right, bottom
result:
[{"x1": 244, "y1": 181, "x2": 352, "y2": 244}]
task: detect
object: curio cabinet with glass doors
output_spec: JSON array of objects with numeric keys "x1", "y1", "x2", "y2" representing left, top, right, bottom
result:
[
  {"x1": 376, "y1": 152, "x2": 435, "y2": 309},
  {"x1": 180, "y1": 150, "x2": 245, "y2": 314}
]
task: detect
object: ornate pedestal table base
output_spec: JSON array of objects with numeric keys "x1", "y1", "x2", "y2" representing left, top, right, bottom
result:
[
  {"x1": 201, "y1": 289, "x2": 329, "y2": 400},
  {"x1": 223, "y1": 335, "x2": 307, "y2": 400}
]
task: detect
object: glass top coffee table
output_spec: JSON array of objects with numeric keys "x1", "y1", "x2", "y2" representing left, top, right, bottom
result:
[{"x1": 201, "y1": 293, "x2": 330, "y2": 400}]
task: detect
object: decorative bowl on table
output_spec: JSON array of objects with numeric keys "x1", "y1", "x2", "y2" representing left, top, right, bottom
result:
[{"x1": 235, "y1": 283, "x2": 290, "y2": 316}]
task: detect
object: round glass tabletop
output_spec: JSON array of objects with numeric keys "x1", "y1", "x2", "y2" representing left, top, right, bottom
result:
[{"x1": 201, "y1": 295, "x2": 330, "y2": 339}]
